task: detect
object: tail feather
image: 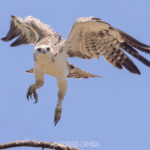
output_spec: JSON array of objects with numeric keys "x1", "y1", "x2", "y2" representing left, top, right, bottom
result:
[
  {"x1": 67, "y1": 63, "x2": 102, "y2": 79},
  {"x1": 26, "y1": 68, "x2": 34, "y2": 73},
  {"x1": 26, "y1": 64, "x2": 102, "y2": 79}
]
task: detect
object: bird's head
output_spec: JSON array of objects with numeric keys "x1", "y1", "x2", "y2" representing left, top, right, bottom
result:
[
  {"x1": 34, "y1": 44, "x2": 59, "y2": 62},
  {"x1": 34, "y1": 45, "x2": 51, "y2": 55}
]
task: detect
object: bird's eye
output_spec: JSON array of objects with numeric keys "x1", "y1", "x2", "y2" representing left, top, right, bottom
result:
[
  {"x1": 47, "y1": 47, "x2": 50, "y2": 52},
  {"x1": 37, "y1": 48, "x2": 41, "y2": 52}
]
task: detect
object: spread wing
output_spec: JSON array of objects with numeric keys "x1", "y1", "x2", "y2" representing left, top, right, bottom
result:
[
  {"x1": 1, "y1": 15, "x2": 57, "y2": 47},
  {"x1": 65, "y1": 17, "x2": 150, "y2": 74}
]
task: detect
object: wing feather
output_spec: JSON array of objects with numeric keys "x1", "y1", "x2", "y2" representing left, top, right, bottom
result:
[
  {"x1": 1, "y1": 20, "x2": 20, "y2": 42},
  {"x1": 65, "y1": 17, "x2": 150, "y2": 74},
  {"x1": 121, "y1": 43, "x2": 150, "y2": 66},
  {"x1": 1, "y1": 15, "x2": 57, "y2": 46},
  {"x1": 120, "y1": 30, "x2": 150, "y2": 53}
]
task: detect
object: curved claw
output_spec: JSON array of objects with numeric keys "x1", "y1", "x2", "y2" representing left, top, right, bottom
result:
[
  {"x1": 26, "y1": 86, "x2": 38, "y2": 103},
  {"x1": 26, "y1": 90, "x2": 32, "y2": 100},
  {"x1": 54, "y1": 106, "x2": 62, "y2": 126},
  {"x1": 33, "y1": 91, "x2": 38, "y2": 103}
]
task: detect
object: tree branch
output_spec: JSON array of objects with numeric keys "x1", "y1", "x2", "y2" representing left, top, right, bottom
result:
[{"x1": 0, "y1": 140, "x2": 81, "y2": 150}]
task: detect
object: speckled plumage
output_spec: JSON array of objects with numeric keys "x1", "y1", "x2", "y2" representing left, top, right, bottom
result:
[
  {"x1": 2, "y1": 15, "x2": 150, "y2": 125},
  {"x1": 66, "y1": 17, "x2": 150, "y2": 74}
]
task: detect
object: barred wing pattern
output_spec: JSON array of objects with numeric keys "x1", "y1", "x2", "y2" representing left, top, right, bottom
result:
[
  {"x1": 65, "y1": 17, "x2": 150, "y2": 74},
  {"x1": 1, "y1": 15, "x2": 57, "y2": 47},
  {"x1": 67, "y1": 63, "x2": 101, "y2": 78}
]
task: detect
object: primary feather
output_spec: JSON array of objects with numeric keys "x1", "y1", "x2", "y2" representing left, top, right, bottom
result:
[{"x1": 65, "y1": 17, "x2": 150, "y2": 74}]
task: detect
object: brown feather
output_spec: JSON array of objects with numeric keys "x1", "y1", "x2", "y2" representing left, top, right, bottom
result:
[
  {"x1": 26, "y1": 68, "x2": 34, "y2": 73},
  {"x1": 121, "y1": 42, "x2": 150, "y2": 66},
  {"x1": 1, "y1": 15, "x2": 60, "y2": 47},
  {"x1": 67, "y1": 63, "x2": 101, "y2": 78},
  {"x1": 66, "y1": 17, "x2": 150, "y2": 74},
  {"x1": 10, "y1": 34, "x2": 28, "y2": 47},
  {"x1": 120, "y1": 30, "x2": 150, "y2": 53},
  {"x1": 1, "y1": 20, "x2": 20, "y2": 41}
]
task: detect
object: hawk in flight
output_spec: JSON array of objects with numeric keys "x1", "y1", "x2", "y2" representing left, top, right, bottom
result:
[{"x1": 2, "y1": 15, "x2": 150, "y2": 125}]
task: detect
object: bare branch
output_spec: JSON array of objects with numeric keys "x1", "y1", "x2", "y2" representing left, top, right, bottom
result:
[{"x1": 0, "y1": 140, "x2": 81, "y2": 150}]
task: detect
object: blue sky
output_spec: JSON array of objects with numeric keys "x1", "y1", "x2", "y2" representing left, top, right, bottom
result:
[{"x1": 0, "y1": 0, "x2": 150, "y2": 150}]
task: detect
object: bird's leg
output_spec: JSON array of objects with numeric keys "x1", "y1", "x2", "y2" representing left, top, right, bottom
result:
[
  {"x1": 26, "y1": 69, "x2": 44, "y2": 103},
  {"x1": 54, "y1": 76, "x2": 67, "y2": 126}
]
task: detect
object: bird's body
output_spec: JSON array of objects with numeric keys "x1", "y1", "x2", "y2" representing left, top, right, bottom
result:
[
  {"x1": 34, "y1": 42, "x2": 68, "y2": 78},
  {"x1": 35, "y1": 52, "x2": 67, "y2": 77},
  {"x1": 2, "y1": 15, "x2": 150, "y2": 125}
]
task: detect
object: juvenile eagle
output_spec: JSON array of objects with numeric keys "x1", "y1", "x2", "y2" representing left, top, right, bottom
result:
[{"x1": 2, "y1": 15, "x2": 150, "y2": 125}]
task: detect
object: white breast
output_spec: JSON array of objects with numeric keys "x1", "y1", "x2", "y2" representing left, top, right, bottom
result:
[{"x1": 34, "y1": 50, "x2": 68, "y2": 78}]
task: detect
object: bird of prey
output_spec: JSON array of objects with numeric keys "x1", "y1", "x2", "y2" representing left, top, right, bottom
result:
[{"x1": 2, "y1": 15, "x2": 150, "y2": 125}]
